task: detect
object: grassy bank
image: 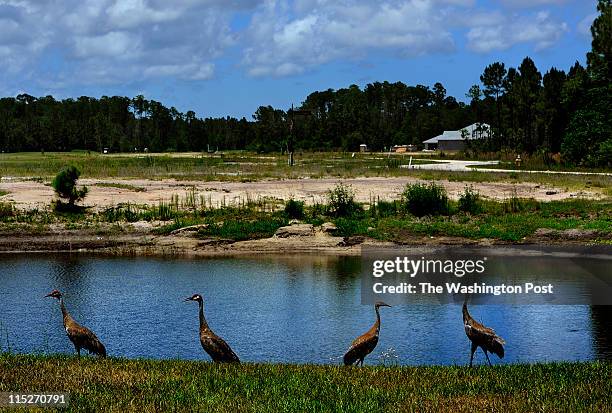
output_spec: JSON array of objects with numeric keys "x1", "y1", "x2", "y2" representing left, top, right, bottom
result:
[
  {"x1": 0, "y1": 187, "x2": 610, "y2": 244},
  {"x1": 0, "y1": 355, "x2": 609, "y2": 412}
]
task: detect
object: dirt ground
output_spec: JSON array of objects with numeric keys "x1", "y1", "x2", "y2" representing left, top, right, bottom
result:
[{"x1": 0, "y1": 176, "x2": 599, "y2": 211}]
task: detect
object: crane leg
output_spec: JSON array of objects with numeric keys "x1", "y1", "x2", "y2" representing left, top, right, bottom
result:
[
  {"x1": 469, "y1": 342, "x2": 477, "y2": 367},
  {"x1": 484, "y1": 350, "x2": 492, "y2": 367},
  {"x1": 359, "y1": 358, "x2": 364, "y2": 367},
  {"x1": 75, "y1": 346, "x2": 81, "y2": 357}
]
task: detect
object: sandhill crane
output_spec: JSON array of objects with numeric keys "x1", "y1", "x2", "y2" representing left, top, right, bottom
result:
[
  {"x1": 343, "y1": 301, "x2": 391, "y2": 366},
  {"x1": 184, "y1": 294, "x2": 240, "y2": 363},
  {"x1": 463, "y1": 300, "x2": 505, "y2": 366},
  {"x1": 44, "y1": 289, "x2": 106, "y2": 357}
]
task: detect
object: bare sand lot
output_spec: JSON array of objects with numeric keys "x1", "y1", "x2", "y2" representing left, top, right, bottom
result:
[{"x1": 0, "y1": 176, "x2": 597, "y2": 211}]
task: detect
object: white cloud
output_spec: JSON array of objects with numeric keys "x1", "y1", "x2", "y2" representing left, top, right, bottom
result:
[
  {"x1": 73, "y1": 31, "x2": 141, "y2": 58},
  {"x1": 0, "y1": 0, "x2": 575, "y2": 88},
  {"x1": 467, "y1": 10, "x2": 568, "y2": 53},
  {"x1": 500, "y1": 0, "x2": 568, "y2": 8},
  {"x1": 0, "y1": 0, "x2": 254, "y2": 88},
  {"x1": 243, "y1": 0, "x2": 457, "y2": 77},
  {"x1": 106, "y1": 0, "x2": 182, "y2": 29},
  {"x1": 577, "y1": 12, "x2": 596, "y2": 37}
]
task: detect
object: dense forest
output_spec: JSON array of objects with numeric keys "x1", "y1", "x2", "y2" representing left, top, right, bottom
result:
[{"x1": 0, "y1": 1, "x2": 609, "y2": 166}]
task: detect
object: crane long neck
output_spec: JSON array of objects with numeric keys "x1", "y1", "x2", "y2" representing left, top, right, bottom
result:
[
  {"x1": 374, "y1": 305, "x2": 382, "y2": 333},
  {"x1": 462, "y1": 302, "x2": 470, "y2": 322},
  {"x1": 59, "y1": 297, "x2": 68, "y2": 317},
  {"x1": 198, "y1": 300, "x2": 209, "y2": 331},
  {"x1": 59, "y1": 297, "x2": 71, "y2": 326}
]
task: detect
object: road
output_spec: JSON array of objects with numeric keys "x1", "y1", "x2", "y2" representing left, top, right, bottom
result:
[{"x1": 402, "y1": 159, "x2": 612, "y2": 176}]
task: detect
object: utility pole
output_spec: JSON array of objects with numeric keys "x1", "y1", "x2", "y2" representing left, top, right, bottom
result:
[{"x1": 287, "y1": 104, "x2": 312, "y2": 167}]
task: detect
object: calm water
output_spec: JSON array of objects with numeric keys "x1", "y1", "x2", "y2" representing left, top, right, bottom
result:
[{"x1": 0, "y1": 253, "x2": 610, "y2": 365}]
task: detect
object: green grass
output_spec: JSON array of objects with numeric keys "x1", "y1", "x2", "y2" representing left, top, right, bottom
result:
[
  {"x1": 94, "y1": 182, "x2": 146, "y2": 192},
  {"x1": 0, "y1": 185, "x2": 609, "y2": 243},
  {"x1": 1, "y1": 152, "x2": 609, "y2": 198},
  {"x1": 330, "y1": 199, "x2": 612, "y2": 242},
  {"x1": 0, "y1": 354, "x2": 609, "y2": 412},
  {"x1": 198, "y1": 217, "x2": 288, "y2": 241}
]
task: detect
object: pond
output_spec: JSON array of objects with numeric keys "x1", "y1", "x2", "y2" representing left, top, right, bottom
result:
[{"x1": 0, "y1": 253, "x2": 610, "y2": 365}]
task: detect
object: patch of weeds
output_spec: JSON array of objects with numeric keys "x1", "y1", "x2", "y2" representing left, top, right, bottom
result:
[
  {"x1": 401, "y1": 182, "x2": 449, "y2": 217},
  {"x1": 198, "y1": 217, "x2": 288, "y2": 241},
  {"x1": 327, "y1": 183, "x2": 363, "y2": 218},
  {"x1": 458, "y1": 185, "x2": 482, "y2": 214},
  {"x1": 284, "y1": 199, "x2": 305, "y2": 219},
  {"x1": 95, "y1": 182, "x2": 146, "y2": 192},
  {"x1": 333, "y1": 217, "x2": 372, "y2": 237}
]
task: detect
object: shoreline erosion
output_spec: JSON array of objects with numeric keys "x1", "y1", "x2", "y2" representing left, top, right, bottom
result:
[{"x1": 0, "y1": 226, "x2": 609, "y2": 257}]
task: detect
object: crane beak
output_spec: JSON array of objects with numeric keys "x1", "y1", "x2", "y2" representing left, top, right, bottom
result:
[
  {"x1": 44, "y1": 293, "x2": 53, "y2": 298},
  {"x1": 184, "y1": 297, "x2": 193, "y2": 302}
]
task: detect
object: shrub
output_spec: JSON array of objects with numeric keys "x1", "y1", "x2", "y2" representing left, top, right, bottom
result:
[
  {"x1": 284, "y1": 199, "x2": 305, "y2": 219},
  {"x1": 401, "y1": 182, "x2": 448, "y2": 217},
  {"x1": 370, "y1": 200, "x2": 399, "y2": 218},
  {"x1": 327, "y1": 183, "x2": 362, "y2": 218},
  {"x1": 309, "y1": 202, "x2": 326, "y2": 219},
  {"x1": 333, "y1": 217, "x2": 370, "y2": 237},
  {"x1": 0, "y1": 202, "x2": 14, "y2": 219},
  {"x1": 458, "y1": 186, "x2": 482, "y2": 214},
  {"x1": 52, "y1": 165, "x2": 88, "y2": 208}
]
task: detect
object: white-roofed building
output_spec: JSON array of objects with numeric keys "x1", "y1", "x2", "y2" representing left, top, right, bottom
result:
[{"x1": 422, "y1": 123, "x2": 490, "y2": 151}]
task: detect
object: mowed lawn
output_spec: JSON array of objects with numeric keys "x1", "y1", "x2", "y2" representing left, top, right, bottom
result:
[{"x1": 0, "y1": 354, "x2": 610, "y2": 412}]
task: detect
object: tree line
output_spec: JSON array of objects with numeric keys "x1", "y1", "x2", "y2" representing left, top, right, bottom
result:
[{"x1": 0, "y1": 1, "x2": 609, "y2": 166}]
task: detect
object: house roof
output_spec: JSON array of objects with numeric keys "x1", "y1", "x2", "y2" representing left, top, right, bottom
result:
[{"x1": 423, "y1": 123, "x2": 490, "y2": 144}]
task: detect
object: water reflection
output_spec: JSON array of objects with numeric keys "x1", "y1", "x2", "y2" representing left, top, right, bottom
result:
[{"x1": 591, "y1": 306, "x2": 612, "y2": 360}]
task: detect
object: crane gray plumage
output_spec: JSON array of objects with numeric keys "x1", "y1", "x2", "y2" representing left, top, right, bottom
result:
[
  {"x1": 185, "y1": 294, "x2": 240, "y2": 363},
  {"x1": 45, "y1": 289, "x2": 106, "y2": 357},
  {"x1": 343, "y1": 301, "x2": 391, "y2": 366},
  {"x1": 463, "y1": 300, "x2": 505, "y2": 366}
]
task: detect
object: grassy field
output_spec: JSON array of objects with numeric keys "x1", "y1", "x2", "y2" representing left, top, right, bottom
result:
[
  {"x1": 1, "y1": 152, "x2": 610, "y2": 195},
  {"x1": 0, "y1": 354, "x2": 609, "y2": 412},
  {"x1": 0, "y1": 151, "x2": 435, "y2": 180}
]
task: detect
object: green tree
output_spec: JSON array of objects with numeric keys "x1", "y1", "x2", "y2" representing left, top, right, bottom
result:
[
  {"x1": 515, "y1": 57, "x2": 542, "y2": 151},
  {"x1": 562, "y1": 1, "x2": 612, "y2": 166},
  {"x1": 52, "y1": 165, "x2": 88, "y2": 207},
  {"x1": 480, "y1": 62, "x2": 507, "y2": 147},
  {"x1": 541, "y1": 67, "x2": 567, "y2": 152},
  {"x1": 587, "y1": 0, "x2": 612, "y2": 83}
]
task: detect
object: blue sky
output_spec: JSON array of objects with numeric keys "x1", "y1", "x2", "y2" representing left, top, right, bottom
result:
[{"x1": 0, "y1": 0, "x2": 598, "y2": 119}]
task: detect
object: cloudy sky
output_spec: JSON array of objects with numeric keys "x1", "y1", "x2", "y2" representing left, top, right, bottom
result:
[{"x1": 0, "y1": 0, "x2": 597, "y2": 118}]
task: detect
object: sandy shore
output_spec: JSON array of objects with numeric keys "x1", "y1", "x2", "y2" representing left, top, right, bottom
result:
[{"x1": 0, "y1": 176, "x2": 598, "y2": 211}]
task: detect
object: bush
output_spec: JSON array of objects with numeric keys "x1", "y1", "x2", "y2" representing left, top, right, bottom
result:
[
  {"x1": 327, "y1": 183, "x2": 362, "y2": 218},
  {"x1": 0, "y1": 202, "x2": 14, "y2": 219},
  {"x1": 458, "y1": 186, "x2": 482, "y2": 214},
  {"x1": 52, "y1": 165, "x2": 88, "y2": 208},
  {"x1": 369, "y1": 200, "x2": 399, "y2": 218},
  {"x1": 333, "y1": 217, "x2": 371, "y2": 237},
  {"x1": 401, "y1": 182, "x2": 448, "y2": 217},
  {"x1": 284, "y1": 199, "x2": 305, "y2": 219}
]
